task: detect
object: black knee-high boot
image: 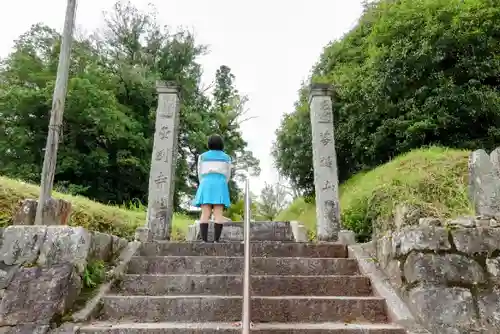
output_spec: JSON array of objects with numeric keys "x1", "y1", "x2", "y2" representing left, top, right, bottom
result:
[
  {"x1": 214, "y1": 223, "x2": 223, "y2": 243},
  {"x1": 200, "y1": 223, "x2": 209, "y2": 242}
]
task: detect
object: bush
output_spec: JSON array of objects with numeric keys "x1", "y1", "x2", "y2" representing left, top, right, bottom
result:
[
  {"x1": 225, "y1": 199, "x2": 244, "y2": 221},
  {"x1": 0, "y1": 175, "x2": 193, "y2": 239},
  {"x1": 277, "y1": 147, "x2": 474, "y2": 241},
  {"x1": 276, "y1": 198, "x2": 315, "y2": 227}
]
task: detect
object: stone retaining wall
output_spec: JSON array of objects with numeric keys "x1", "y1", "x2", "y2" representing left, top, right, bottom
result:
[
  {"x1": 0, "y1": 225, "x2": 129, "y2": 333},
  {"x1": 369, "y1": 216, "x2": 500, "y2": 333},
  {"x1": 186, "y1": 221, "x2": 295, "y2": 242}
]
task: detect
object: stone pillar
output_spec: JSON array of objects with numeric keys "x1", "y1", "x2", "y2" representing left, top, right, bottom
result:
[
  {"x1": 309, "y1": 83, "x2": 341, "y2": 241},
  {"x1": 146, "y1": 81, "x2": 180, "y2": 240}
]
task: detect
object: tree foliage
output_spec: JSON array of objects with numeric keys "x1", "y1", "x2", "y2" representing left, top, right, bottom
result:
[
  {"x1": 0, "y1": 1, "x2": 259, "y2": 209},
  {"x1": 273, "y1": 0, "x2": 500, "y2": 196},
  {"x1": 257, "y1": 181, "x2": 290, "y2": 221}
]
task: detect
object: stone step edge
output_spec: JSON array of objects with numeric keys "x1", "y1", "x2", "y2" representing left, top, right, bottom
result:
[
  {"x1": 119, "y1": 274, "x2": 368, "y2": 278},
  {"x1": 143, "y1": 241, "x2": 341, "y2": 245},
  {"x1": 103, "y1": 295, "x2": 384, "y2": 300},
  {"x1": 80, "y1": 322, "x2": 403, "y2": 330},
  {"x1": 130, "y1": 255, "x2": 353, "y2": 260}
]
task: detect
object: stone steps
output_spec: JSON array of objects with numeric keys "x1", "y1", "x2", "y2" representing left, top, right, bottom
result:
[
  {"x1": 84, "y1": 240, "x2": 406, "y2": 333},
  {"x1": 114, "y1": 274, "x2": 372, "y2": 296},
  {"x1": 127, "y1": 256, "x2": 360, "y2": 275},
  {"x1": 80, "y1": 321, "x2": 407, "y2": 333},
  {"x1": 139, "y1": 241, "x2": 347, "y2": 258},
  {"x1": 99, "y1": 295, "x2": 388, "y2": 323}
]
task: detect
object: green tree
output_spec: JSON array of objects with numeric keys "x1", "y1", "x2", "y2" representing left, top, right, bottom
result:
[
  {"x1": 0, "y1": 1, "x2": 259, "y2": 210},
  {"x1": 257, "y1": 181, "x2": 290, "y2": 220},
  {"x1": 207, "y1": 65, "x2": 261, "y2": 202},
  {"x1": 0, "y1": 22, "x2": 150, "y2": 202},
  {"x1": 273, "y1": 0, "x2": 500, "y2": 196},
  {"x1": 272, "y1": 86, "x2": 314, "y2": 195},
  {"x1": 99, "y1": 0, "x2": 210, "y2": 207}
]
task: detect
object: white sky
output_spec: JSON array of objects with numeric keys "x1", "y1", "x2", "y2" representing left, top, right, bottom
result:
[{"x1": 0, "y1": 0, "x2": 364, "y2": 194}]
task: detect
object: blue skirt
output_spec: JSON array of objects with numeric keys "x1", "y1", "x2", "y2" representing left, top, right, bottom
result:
[{"x1": 193, "y1": 173, "x2": 231, "y2": 208}]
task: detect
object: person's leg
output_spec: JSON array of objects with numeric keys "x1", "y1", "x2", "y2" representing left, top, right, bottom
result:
[
  {"x1": 199, "y1": 204, "x2": 212, "y2": 242},
  {"x1": 213, "y1": 205, "x2": 225, "y2": 243}
]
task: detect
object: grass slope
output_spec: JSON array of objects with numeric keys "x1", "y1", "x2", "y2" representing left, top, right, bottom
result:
[
  {"x1": 0, "y1": 176, "x2": 193, "y2": 239},
  {"x1": 277, "y1": 147, "x2": 474, "y2": 241}
]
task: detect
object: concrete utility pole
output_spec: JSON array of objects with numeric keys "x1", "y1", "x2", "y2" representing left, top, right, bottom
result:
[{"x1": 34, "y1": 0, "x2": 78, "y2": 225}]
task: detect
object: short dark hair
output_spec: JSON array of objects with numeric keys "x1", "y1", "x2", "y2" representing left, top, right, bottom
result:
[{"x1": 207, "y1": 134, "x2": 224, "y2": 151}]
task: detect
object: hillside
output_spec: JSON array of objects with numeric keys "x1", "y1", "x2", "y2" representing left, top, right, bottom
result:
[
  {"x1": 277, "y1": 147, "x2": 474, "y2": 241},
  {"x1": 1, "y1": 147, "x2": 474, "y2": 242},
  {"x1": 0, "y1": 176, "x2": 192, "y2": 239}
]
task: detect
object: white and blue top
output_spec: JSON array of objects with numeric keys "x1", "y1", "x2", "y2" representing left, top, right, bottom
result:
[{"x1": 193, "y1": 150, "x2": 232, "y2": 208}]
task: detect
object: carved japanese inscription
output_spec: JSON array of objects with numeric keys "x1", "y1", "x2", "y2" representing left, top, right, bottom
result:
[
  {"x1": 309, "y1": 84, "x2": 341, "y2": 241},
  {"x1": 317, "y1": 100, "x2": 333, "y2": 123},
  {"x1": 154, "y1": 172, "x2": 168, "y2": 188},
  {"x1": 156, "y1": 196, "x2": 168, "y2": 209},
  {"x1": 159, "y1": 102, "x2": 175, "y2": 118},
  {"x1": 322, "y1": 180, "x2": 334, "y2": 191},
  {"x1": 147, "y1": 83, "x2": 180, "y2": 240},
  {"x1": 159, "y1": 126, "x2": 171, "y2": 140},
  {"x1": 323, "y1": 200, "x2": 337, "y2": 222},
  {"x1": 320, "y1": 156, "x2": 333, "y2": 168},
  {"x1": 155, "y1": 149, "x2": 169, "y2": 162},
  {"x1": 319, "y1": 131, "x2": 332, "y2": 146}
]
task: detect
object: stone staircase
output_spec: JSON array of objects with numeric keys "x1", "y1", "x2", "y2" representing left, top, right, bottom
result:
[{"x1": 80, "y1": 236, "x2": 406, "y2": 333}]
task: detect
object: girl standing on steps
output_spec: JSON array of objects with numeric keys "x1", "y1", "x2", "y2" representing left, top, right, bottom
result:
[{"x1": 193, "y1": 134, "x2": 232, "y2": 242}]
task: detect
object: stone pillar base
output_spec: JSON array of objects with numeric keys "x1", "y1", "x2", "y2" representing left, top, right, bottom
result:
[
  {"x1": 338, "y1": 229, "x2": 356, "y2": 245},
  {"x1": 13, "y1": 198, "x2": 72, "y2": 226},
  {"x1": 134, "y1": 227, "x2": 152, "y2": 242},
  {"x1": 290, "y1": 221, "x2": 308, "y2": 242},
  {"x1": 186, "y1": 223, "x2": 198, "y2": 241}
]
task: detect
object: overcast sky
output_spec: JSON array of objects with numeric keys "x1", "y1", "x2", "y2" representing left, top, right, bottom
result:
[{"x1": 0, "y1": 0, "x2": 364, "y2": 194}]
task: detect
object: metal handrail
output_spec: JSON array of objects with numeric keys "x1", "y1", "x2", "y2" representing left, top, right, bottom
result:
[{"x1": 242, "y1": 175, "x2": 251, "y2": 334}]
